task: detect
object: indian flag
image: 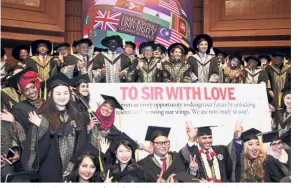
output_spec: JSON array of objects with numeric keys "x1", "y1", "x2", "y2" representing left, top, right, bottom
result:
[{"x1": 142, "y1": 7, "x2": 170, "y2": 28}]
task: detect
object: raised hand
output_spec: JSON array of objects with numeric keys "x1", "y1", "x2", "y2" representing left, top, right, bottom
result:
[
  {"x1": 100, "y1": 138, "x2": 110, "y2": 154},
  {"x1": 104, "y1": 170, "x2": 114, "y2": 183},
  {"x1": 28, "y1": 111, "x2": 42, "y2": 127},
  {"x1": 1, "y1": 109, "x2": 15, "y2": 123},
  {"x1": 234, "y1": 121, "x2": 244, "y2": 139},
  {"x1": 87, "y1": 117, "x2": 99, "y2": 132},
  {"x1": 185, "y1": 121, "x2": 197, "y2": 142},
  {"x1": 156, "y1": 170, "x2": 165, "y2": 183},
  {"x1": 189, "y1": 154, "x2": 199, "y2": 172}
]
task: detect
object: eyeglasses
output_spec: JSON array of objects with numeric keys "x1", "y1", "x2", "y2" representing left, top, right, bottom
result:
[
  {"x1": 270, "y1": 141, "x2": 282, "y2": 146},
  {"x1": 153, "y1": 140, "x2": 170, "y2": 147}
]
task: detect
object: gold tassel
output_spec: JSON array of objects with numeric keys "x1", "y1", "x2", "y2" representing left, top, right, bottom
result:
[
  {"x1": 29, "y1": 46, "x2": 32, "y2": 56},
  {"x1": 51, "y1": 43, "x2": 54, "y2": 56},
  {"x1": 98, "y1": 154, "x2": 104, "y2": 173},
  {"x1": 136, "y1": 149, "x2": 140, "y2": 162},
  {"x1": 43, "y1": 80, "x2": 47, "y2": 100},
  {"x1": 5, "y1": 174, "x2": 10, "y2": 183},
  {"x1": 279, "y1": 92, "x2": 283, "y2": 108},
  {"x1": 70, "y1": 44, "x2": 74, "y2": 55}
]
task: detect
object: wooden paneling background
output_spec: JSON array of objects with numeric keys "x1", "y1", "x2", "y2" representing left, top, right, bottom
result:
[{"x1": 65, "y1": 0, "x2": 82, "y2": 45}]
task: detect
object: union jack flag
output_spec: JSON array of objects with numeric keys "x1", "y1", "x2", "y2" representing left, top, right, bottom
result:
[{"x1": 93, "y1": 10, "x2": 121, "y2": 31}]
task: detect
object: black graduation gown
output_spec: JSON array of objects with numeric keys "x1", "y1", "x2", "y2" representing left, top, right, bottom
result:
[
  {"x1": 1, "y1": 87, "x2": 20, "y2": 112},
  {"x1": 187, "y1": 54, "x2": 220, "y2": 83},
  {"x1": 180, "y1": 144, "x2": 232, "y2": 182},
  {"x1": 161, "y1": 60, "x2": 192, "y2": 83},
  {"x1": 272, "y1": 109, "x2": 291, "y2": 137},
  {"x1": 25, "y1": 56, "x2": 56, "y2": 81},
  {"x1": 263, "y1": 155, "x2": 287, "y2": 182},
  {"x1": 106, "y1": 163, "x2": 145, "y2": 182},
  {"x1": 92, "y1": 52, "x2": 131, "y2": 83},
  {"x1": 137, "y1": 152, "x2": 186, "y2": 182}
]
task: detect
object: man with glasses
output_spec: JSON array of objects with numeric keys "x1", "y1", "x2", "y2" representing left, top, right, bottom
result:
[
  {"x1": 131, "y1": 41, "x2": 163, "y2": 82},
  {"x1": 137, "y1": 126, "x2": 186, "y2": 182},
  {"x1": 180, "y1": 123, "x2": 232, "y2": 182}
]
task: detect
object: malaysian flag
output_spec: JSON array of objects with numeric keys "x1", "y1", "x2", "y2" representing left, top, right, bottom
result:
[
  {"x1": 155, "y1": 27, "x2": 182, "y2": 48},
  {"x1": 159, "y1": 0, "x2": 180, "y2": 15},
  {"x1": 93, "y1": 10, "x2": 121, "y2": 31}
]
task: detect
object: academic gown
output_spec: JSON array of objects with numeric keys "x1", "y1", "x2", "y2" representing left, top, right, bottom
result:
[
  {"x1": 265, "y1": 64, "x2": 291, "y2": 108},
  {"x1": 25, "y1": 55, "x2": 56, "y2": 81},
  {"x1": 61, "y1": 54, "x2": 91, "y2": 79},
  {"x1": 180, "y1": 144, "x2": 232, "y2": 182},
  {"x1": 272, "y1": 109, "x2": 291, "y2": 137},
  {"x1": 106, "y1": 163, "x2": 145, "y2": 182},
  {"x1": 187, "y1": 54, "x2": 220, "y2": 83},
  {"x1": 130, "y1": 57, "x2": 163, "y2": 82},
  {"x1": 137, "y1": 152, "x2": 186, "y2": 182},
  {"x1": 31, "y1": 114, "x2": 87, "y2": 182},
  {"x1": 1, "y1": 87, "x2": 20, "y2": 112},
  {"x1": 161, "y1": 60, "x2": 192, "y2": 83},
  {"x1": 92, "y1": 52, "x2": 131, "y2": 83}
]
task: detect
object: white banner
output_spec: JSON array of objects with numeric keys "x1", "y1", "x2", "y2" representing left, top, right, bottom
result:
[{"x1": 89, "y1": 83, "x2": 271, "y2": 151}]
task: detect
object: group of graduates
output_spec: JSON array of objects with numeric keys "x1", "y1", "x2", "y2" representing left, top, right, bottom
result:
[{"x1": 0, "y1": 33, "x2": 291, "y2": 183}]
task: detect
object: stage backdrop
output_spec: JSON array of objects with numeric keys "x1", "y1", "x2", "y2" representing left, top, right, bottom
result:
[
  {"x1": 82, "y1": 0, "x2": 193, "y2": 49},
  {"x1": 89, "y1": 83, "x2": 271, "y2": 151}
]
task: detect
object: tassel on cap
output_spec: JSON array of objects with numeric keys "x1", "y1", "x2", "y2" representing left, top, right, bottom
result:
[
  {"x1": 70, "y1": 44, "x2": 74, "y2": 55},
  {"x1": 118, "y1": 111, "x2": 123, "y2": 132},
  {"x1": 50, "y1": 42, "x2": 54, "y2": 55},
  {"x1": 29, "y1": 46, "x2": 32, "y2": 56},
  {"x1": 43, "y1": 80, "x2": 47, "y2": 100}
]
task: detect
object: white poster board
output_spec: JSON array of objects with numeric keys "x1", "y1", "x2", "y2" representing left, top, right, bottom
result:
[{"x1": 89, "y1": 83, "x2": 271, "y2": 151}]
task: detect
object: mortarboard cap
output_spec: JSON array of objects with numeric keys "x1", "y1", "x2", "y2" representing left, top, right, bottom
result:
[
  {"x1": 155, "y1": 44, "x2": 167, "y2": 54},
  {"x1": 6, "y1": 67, "x2": 36, "y2": 90},
  {"x1": 42, "y1": 73, "x2": 70, "y2": 91},
  {"x1": 54, "y1": 42, "x2": 70, "y2": 51},
  {"x1": 73, "y1": 38, "x2": 93, "y2": 48},
  {"x1": 244, "y1": 56, "x2": 261, "y2": 66},
  {"x1": 139, "y1": 41, "x2": 157, "y2": 54},
  {"x1": 124, "y1": 41, "x2": 136, "y2": 50},
  {"x1": 101, "y1": 94, "x2": 124, "y2": 110},
  {"x1": 241, "y1": 128, "x2": 262, "y2": 143},
  {"x1": 71, "y1": 142, "x2": 100, "y2": 162},
  {"x1": 71, "y1": 74, "x2": 90, "y2": 86},
  {"x1": 12, "y1": 45, "x2": 30, "y2": 60},
  {"x1": 31, "y1": 39, "x2": 52, "y2": 55},
  {"x1": 145, "y1": 126, "x2": 171, "y2": 142},
  {"x1": 258, "y1": 55, "x2": 271, "y2": 63},
  {"x1": 196, "y1": 126, "x2": 217, "y2": 136},
  {"x1": 174, "y1": 171, "x2": 200, "y2": 182},
  {"x1": 4, "y1": 171, "x2": 39, "y2": 182},
  {"x1": 168, "y1": 43, "x2": 188, "y2": 55},
  {"x1": 261, "y1": 130, "x2": 280, "y2": 143},
  {"x1": 101, "y1": 35, "x2": 123, "y2": 48},
  {"x1": 192, "y1": 34, "x2": 213, "y2": 53},
  {"x1": 272, "y1": 53, "x2": 285, "y2": 58}
]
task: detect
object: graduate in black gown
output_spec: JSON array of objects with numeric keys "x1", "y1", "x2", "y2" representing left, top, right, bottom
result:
[
  {"x1": 180, "y1": 124, "x2": 232, "y2": 182},
  {"x1": 24, "y1": 73, "x2": 87, "y2": 182},
  {"x1": 12, "y1": 44, "x2": 30, "y2": 68},
  {"x1": 228, "y1": 127, "x2": 287, "y2": 182},
  {"x1": 137, "y1": 126, "x2": 186, "y2": 182}
]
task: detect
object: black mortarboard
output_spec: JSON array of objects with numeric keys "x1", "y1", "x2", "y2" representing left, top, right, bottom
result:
[
  {"x1": 125, "y1": 41, "x2": 136, "y2": 50},
  {"x1": 280, "y1": 128, "x2": 291, "y2": 147},
  {"x1": 192, "y1": 34, "x2": 213, "y2": 52},
  {"x1": 94, "y1": 47, "x2": 107, "y2": 53},
  {"x1": 101, "y1": 94, "x2": 124, "y2": 110},
  {"x1": 244, "y1": 55, "x2": 261, "y2": 66},
  {"x1": 168, "y1": 43, "x2": 188, "y2": 55},
  {"x1": 73, "y1": 38, "x2": 93, "y2": 48},
  {"x1": 155, "y1": 44, "x2": 167, "y2": 54},
  {"x1": 258, "y1": 55, "x2": 271, "y2": 63},
  {"x1": 285, "y1": 54, "x2": 291, "y2": 61},
  {"x1": 174, "y1": 171, "x2": 200, "y2": 182},
  {"x1": 241, "y1": 128, "x2": 262, "y2": 143},
  {"x1": 111, "y1": 165, "x2": 145, "y2": 182},
  {"x1": 139, "y1": 41, "x2": 156, "y2": 54},
  {"x1": 71, "y1": 74, "x2": 90, "y2": 86},
  {"x1": 54, "y1": 42, "x2": 70, "y2": 51},
  {"x1": 71, "y1": 142, "x2": 100, "y2": 162},
  {"x1": 272, "y1": 53, "x2": 285, "y2": 58},
  {"x1": 1, "y1": 48, "x2": 6, "y2": 58},
  {"x1": 196, "y1": 126, "x2": 217, "y2": 136},
  {"x1": 12, "y1": 45, "x2": 30, "y2": 60},
  {"x1": 31, "y1": 39, "x2": 52, "y2": 55},
  {"x1": 6, "y1": 67, "x2": 36, "y2": 90},
  {"x1": 261, "y1": 130, "x2": 280, "y2": 143},
  {"x1": 101, "y1": 35, "x2": 123, "y2": 48},
  {"x1": 213, "y1": 48, "x2": 228, "y2": 57},
  {"x1": 145, "y1": 126, "x2": 171, "y2": 142},
  {"x1": 42, "y1": 73, "x2": 70, "y2": 90},
  {"x1": 4, "y1": 171, "x2": 39, "y2": 182}
]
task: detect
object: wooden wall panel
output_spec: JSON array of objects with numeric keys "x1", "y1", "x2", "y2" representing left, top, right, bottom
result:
[
  {"x1": 202, "y1": 0, "x2": 291, "y2": 54},
  {"x1": 192, "y1": 0, "x2": 203, "y2": 37},
  {"x1": 65, "y1": 0, "x2": 82, "y2": 45}
]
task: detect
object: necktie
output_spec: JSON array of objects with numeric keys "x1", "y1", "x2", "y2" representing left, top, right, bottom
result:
[
  {"x1": 161, "y1": 158, "x2": 167, "y2": 173},
  {"x1": 205, "y1": 151, "x2": 213, "y2": 166}
]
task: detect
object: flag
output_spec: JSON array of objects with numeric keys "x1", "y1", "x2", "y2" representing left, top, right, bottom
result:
[
  {"x1": 93, "y1": 10, "x2": 121, "y2": 31},
  {"x1": 142, "y1": 7, "x2": 170, "y2": 28},
  {"x1": 170, "y1": 13, "x2": 187, "y2": 37},
  {"x1": 159, "y1": 0, "x2": 180, "y2": 15},
  {"x1": 155, "y1": 27, "x2": 182, "y2": 48},
  {"x1": 114, "y1": 0, "x2": 145, "y2": 15},
  {"x1": 94, "y1": 0, "x2": 117, "y2": 5}
]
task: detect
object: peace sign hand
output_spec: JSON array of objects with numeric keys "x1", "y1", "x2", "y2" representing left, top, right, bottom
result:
[
  {"x1": 156, "y1": 170, "x2": 165, "y2": 183},
  {"x1": 189, "y1": 155, "x2": 198, "y2": 171},
  {"x1": 104, "y1": 170, "x2": 114, "y2": 183},
  {"x1": 185, "y1": 121, "x2": 197, "y2": 142},
  {"x1": 234, "y1": 121, "x2": 244, "y2": 138}
]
